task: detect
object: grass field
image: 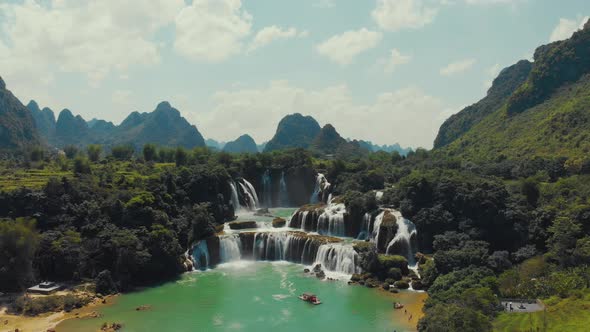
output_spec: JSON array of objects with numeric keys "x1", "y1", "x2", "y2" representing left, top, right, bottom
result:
[
  {"x1": 493, "y1": 293, "x2": 590, "y2": 332},
  {"x1": 0, "y1": 161, "x2": 177, "y2": 192}
]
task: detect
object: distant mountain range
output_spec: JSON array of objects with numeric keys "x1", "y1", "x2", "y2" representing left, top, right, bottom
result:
[
  {"x1": 26, "y1": 100, "x2": 206, "y2": 150},
  {"x1": 1, "y1": 77, "x2": 412, "y2": 156}
]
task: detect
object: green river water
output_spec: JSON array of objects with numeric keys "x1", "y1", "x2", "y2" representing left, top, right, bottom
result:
[{"x1": 57, "y1": 208, "x2": 423, "y2": 332}]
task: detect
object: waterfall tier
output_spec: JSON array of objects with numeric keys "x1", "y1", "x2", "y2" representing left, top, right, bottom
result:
[
  {"x1": 289, "y1": 203, "x2": 347, "y2": 237},
  {"x1": 192, "y1": 231, "x2": 360, "y2": 275},
  {"x1": 310, "y1": 173, "x2": 331, "y2": 204}
]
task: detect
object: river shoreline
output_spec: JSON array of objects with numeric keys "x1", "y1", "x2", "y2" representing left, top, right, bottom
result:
[{"x1": 0, "y1": 294, "x2": 117, "y2": 332}]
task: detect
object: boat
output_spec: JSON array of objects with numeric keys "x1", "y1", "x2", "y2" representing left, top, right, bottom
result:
[
  {"x1": 393, "y1": 302, "x2": 404, "y2": 309},
  {"x1": 299, "y1": 292, "x2": 322, "y2": 305}
]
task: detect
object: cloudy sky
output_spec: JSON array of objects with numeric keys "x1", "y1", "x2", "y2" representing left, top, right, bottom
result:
[{"x1": 0, "y1": 0, "x2": 588, "y2": 148}]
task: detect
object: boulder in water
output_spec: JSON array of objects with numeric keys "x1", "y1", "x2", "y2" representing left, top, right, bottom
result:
[
  {"x1": 312, "y1": 264, "x2": 323, "y2": 273},
  {"x1": 412, "y1": 280, "x2": 425, "y2": 290},
  {"x1": 272, "y1": 217, "x2": 286, "y2": 228},
  {"x1": 303, "y1": 268, "x2": 310, "y2": 273},
  {"x1": 394, "y1": 280, "x2": 410, "y2": 289},
  {"x1": 316, "y1": 270, "x2": 326, "y2": 279},
  {"x1": 228, "y1": 221, "x2": 258, "y2": 230}
]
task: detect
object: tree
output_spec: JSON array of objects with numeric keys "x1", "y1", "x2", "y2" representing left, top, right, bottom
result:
[
  {"x1": 547, "y1": 217, "x2": 582, "y2": 266},
  {"x1": 0, "y1": 218, "x2": 39, "y2": 291},
  {"x1": 175, "y1": 147, "x2": 188, "y2": 166},
  {"x1": 30, "y1": 146, "x2": 45, "y2": 162},
  {"x1": 143, "y1": 144, "x2": 157, "y2": 162},
  {"x1": 95, "y1": 270, "x2": 117, "y2": 295},
  {"x1": 419, "y1": 304, "x2": 492, "y2": 332},
  {"x1": 63, "y1": 145, "x2": 79, "y2": 159},
  {"x1": 111, "y1": 145, "x2": 134, "y2": 160},
  {"x1": 87, "y1": 144, "x2": 102, "y2": 162},
  {"x1": 73, "y1": 156, "x2": 91, "y2": 174}
]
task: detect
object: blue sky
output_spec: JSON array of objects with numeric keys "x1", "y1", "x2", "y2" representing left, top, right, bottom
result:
[{"x1": 0, "y1": 0, "x2": 588, "y2": 148}]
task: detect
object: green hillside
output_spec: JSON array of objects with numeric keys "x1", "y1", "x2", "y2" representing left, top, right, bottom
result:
[{"x1": 438, "y1": 21, "x2": 590, "y2": 163}]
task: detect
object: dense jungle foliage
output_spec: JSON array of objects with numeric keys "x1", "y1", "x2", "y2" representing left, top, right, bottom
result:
[{"x1": 1, "y1": 143, "x2": 589, "y2": 331}]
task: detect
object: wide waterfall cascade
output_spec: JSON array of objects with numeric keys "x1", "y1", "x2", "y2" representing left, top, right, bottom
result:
[
  {"x1": 229, "y1": 181, "x2": 241, "y2": 212},
  {"x1": 262, "y1": 170, "x2": 272, "y2": 208},
  {"x1": 385, "y1": 211, "x2": 418, "y2": 265},
  {"x1": 317, "y1": 203, "x2": 346, "y2": 236},
  {"x1": 279, "y1": 171, "x2": 289, "y2": 206},
  {"x1": 243, "y1": 179, "x2": 260, "y2": 207},
  {"x1": 314, "y1": 243, "x2": 361, "y2": 275},
  {"x1": 310, "y1": 173, "x2": 331, "y2": 204},
  {"x1": 220, "y1": 235, "x2": 242, "y2": 262},
  {"x1": 192, "y1": 241, "x2": 210, "y2": 271}
]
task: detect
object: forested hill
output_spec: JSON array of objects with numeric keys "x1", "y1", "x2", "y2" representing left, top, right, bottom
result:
[
  {"x1": 26, "y1": 100, "x2": 206, "y2": 150},
  {"x1": 436, "y1": 21, "x2": 590, "y2": 162},
  {"x1": 0, "y1": 76, "x2": 40, "y2": 152}
]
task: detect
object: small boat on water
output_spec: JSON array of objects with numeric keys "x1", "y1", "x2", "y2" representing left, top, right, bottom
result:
[{"x1": 299, "y1": 292, "x2": 322, "y2": 305}]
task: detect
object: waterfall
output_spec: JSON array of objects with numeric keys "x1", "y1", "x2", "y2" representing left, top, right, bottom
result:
[
  {"x1": 310, "y1": 173, "x2": 330, "y2": 204},
  {"x1": 314, "y1": 243, "x2": 361, "y2": 275},
  {"x1": 242, "y1": 179, "x2": 260, "y2": 208},
  {"x1": 317, "y1": 203, "x2": 346, "y2": 236},
  {"x1": 357, "y1": 212, "x2": 373, "y2": 240},
  {"x1": 279, "y1": 171, "x2": 289, "y2": 207},
  {"x1": 229, "y1": 181, "x2": 241, "y2": 212},
  {"x1": 262, "y1": 170, "x2": 272, "y2": 208},
  {"x1": 220, "y1": 235, "x2": 242, "y2": 262},
  {"x1": 385, "y1": 211, "x2": 418, "y2": 265},
  {"x1": 192, "y1": 241, "x2": 210, "y2": 271},
  {"x1": 371, "y1": 211, "x2": 386, "y2": 244}
]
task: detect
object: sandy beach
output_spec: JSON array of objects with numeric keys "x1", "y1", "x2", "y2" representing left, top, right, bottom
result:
[{"x1": 0, "y1": 295, "x2": 116, "y2": 332}]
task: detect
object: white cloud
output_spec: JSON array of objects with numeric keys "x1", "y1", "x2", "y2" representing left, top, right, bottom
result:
[
  {"x1": 0, "y1": 0, "x2": 184, "y2": 92},
  {"x1": 549, "y1": 16, "x2": 589, "y2": 42},
  {"x1": 198, "y1": 81, "x2": 451, "y2": 148},
  {"x1": 372, "y1": 0, "x2": 437, "y2": 32},
  {"x1": 378, "y1": 49, "x2": 412, "y2": 73},
  {"x1": 174, "y1": 0, "x2": 252, "y2": 62},
  {"x1": 440, "y1": 58, "x2": 476, "y2": 76},
  {"x1": 316, "y1": 28, "x2": 382, "y2": 65},
  {"x1": 248, "y1": 26, "x2": 308, "y2": 52}
]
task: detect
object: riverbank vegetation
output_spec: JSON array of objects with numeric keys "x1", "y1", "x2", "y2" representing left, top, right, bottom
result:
[{"x1": 0, "y1": 143, "x2": 589, "y2": 331}]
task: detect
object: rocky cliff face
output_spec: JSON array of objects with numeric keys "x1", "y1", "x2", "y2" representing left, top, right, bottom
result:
[{"x1": 0, "y1": 76, "x2": 41, "y2": 152}]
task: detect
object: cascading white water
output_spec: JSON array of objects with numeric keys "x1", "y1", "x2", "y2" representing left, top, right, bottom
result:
[
  {"x1": 371, "y1": 211, "x2": 386, "y2": 244},
  {"x1": 262, "y1": 170, "x2": 272, "y2": 208},
  {"x1": 192, "y1": 241, "x2": 210, "y2": 270},
  {"x1": 310, "y1": 173, "x2": 330, "y2": 204},
  {"x1": 357, "y1": 212, "x2": 373, "y2": 240},
  {"x1": 220, "y1": 235, "x2": 242, "y2": 262},
  {"x1": 242, "y1": 179, "x2": 260, "y2": 208},
  {"x1": 238, "y1": 182, "x2": 258, "y2": 211},
  {"x1": 314, "y1": 243, "x2": 361, "y2": 275},
  {"x1": 229, "y1": 181, "x2": 241, "y2": 212},
  {"x1": 279, "y1": 171, "x2": 289, "y2": 207},
  {"x1": 385, "y1": 211, "x2": 418, "y2": 265},
  {"x1": 317, "y1": 203, "x2": 346, "y2": 236}
]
